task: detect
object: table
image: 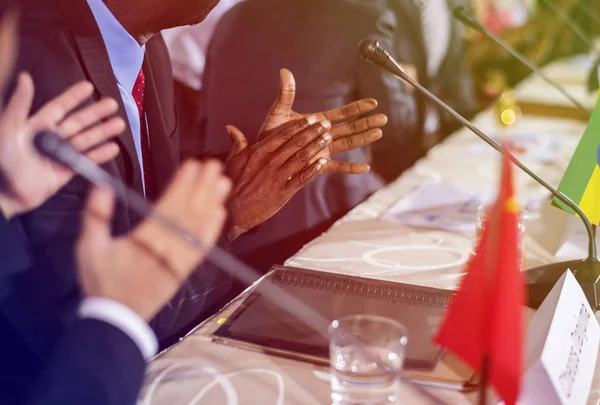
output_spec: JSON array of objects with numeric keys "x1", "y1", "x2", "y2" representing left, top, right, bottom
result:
[
  {"x1": 514, "y1": 54, "x2": 598, "y2": 121},
  {"x1": 138, "y1": 74, "x2": 600, "y2": 405}
]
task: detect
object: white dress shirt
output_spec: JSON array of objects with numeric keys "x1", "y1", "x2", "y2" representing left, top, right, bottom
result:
[
  {"x1": 162, "y1": 0, "x2": 244, "y2": 91},
  {"x1": 86, "y1": 0, "x2": 148, "y2": 193},
  {"x1": 79, "y1": 0, "x2": 158, "y2": 361},
  {"x1": 414, "y1": 0, "x2": 452, "y2": 79}
]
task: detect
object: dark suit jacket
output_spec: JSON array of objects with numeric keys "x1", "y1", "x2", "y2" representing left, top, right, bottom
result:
[
  {"x1": 0, "y1": 0, "x2": 231, "y2": 372},
  {"x1": 199, "y1": 0, "x2": 417, "y2": 268},
  {"x1": 0, "y1": 214, "x2": 145, "y2": 405},
  {"x1": 391, "y1": 0, "x2": 478, "y2": 134}
]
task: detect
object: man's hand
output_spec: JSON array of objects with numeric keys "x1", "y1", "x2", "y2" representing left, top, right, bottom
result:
[
  {"x1": 77, "y1": 160, "x2": 231, "y2": 322},
  {"x1": 225, "y1": 117, "x2": 332, "y2": 241},
  {"x1": 258, "y1": 69, "x2": 387, "y2": 174},
  {"x1": 0, "y1": 73, "x2": 125, "y2": 219}
]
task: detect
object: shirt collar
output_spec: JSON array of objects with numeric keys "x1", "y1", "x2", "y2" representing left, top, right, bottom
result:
[{"x1": 86, "y1": 0, "x2": 146, "y2": 93}]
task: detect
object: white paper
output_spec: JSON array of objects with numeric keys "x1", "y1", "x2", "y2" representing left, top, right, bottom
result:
[
  {"x1": 500, "y1": 271, "x2": 600, "y2": 405},
  {"x1": 380, "y1": 184, "x2": 541, "y2": 235},
  {"x1": 555, "y1": 215, "x2": 600, "y2": 260},
  {"x1": 466, "y1": 132, "x2": 565, "y2": 163},
  {"x1": 380, "y1": 184, "x2": 485, "y2": 235}
]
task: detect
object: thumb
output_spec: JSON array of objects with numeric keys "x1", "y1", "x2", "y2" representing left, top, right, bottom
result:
[
  {"x1": 4, "y1": 73, "x2": 34, "y2": 124},
  {"x1": 226, "y1": 125, "x2": 248, "y2": 160},
  {"x1": 79, "y1": 186, "x2": 115, "y2": 250},
  {"x1": 274, "y1": 68, "x2": 296, "y2": 114}
]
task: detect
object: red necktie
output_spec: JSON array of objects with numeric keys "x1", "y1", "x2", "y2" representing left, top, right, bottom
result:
[{"x1": 132, "y1": 68, "x2": 156, "y2": 201}]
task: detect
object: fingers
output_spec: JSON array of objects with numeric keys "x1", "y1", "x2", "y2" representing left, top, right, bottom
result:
[
  {"x1": 68, "y1": 116, "x2": 125, "y2": 152},
  {"x1": 330, "y1": 113, "x2": 387, "y2": 138},
  {"x1": 280, "y1": 128, "x2": 331, "y2": 179},
  {"x1": 79, "y1": 186, "x2": 115, "y2": 250},
  {"x1": 135, "y1": 160, "x2": 230, "y2": 277},
  {"x1": 259, "y1": 116, "x2": 317, "y2": 153},
  {"x1": 330, "y1": 128, "x2": 383, "y2": 154},
  {"x1": 285, "y1": 158, "x2": 327, "y2": 194},
  {"x1": 324, "y1": 160, "x2": 370, "y2": 175},
  {"x1": 272, "y1": 120, "x2": 331, "y2": 168},
  {"x1": 57, "y1": 98, "x2": 120, "y2": 138},
  {"x1": 313, "y1": 99, "x2": 378, "y2": 125},
  {"x1": 225, "y1": 125, "x2": 248, "y2": 161},
  {"x1": 86, "y1": 142, "x2": 120, "y2": 166},
  {"x1": 4, "y1": 73, "x2": 34, "y2": 123},
  {"x1": 191, "y1": 159, "x2": 227, "y2": 208},
  {"x1": 0, "y1": 8, "x2": 19, "y2": 95},
  {"x1": 29, "y1": 81, "x2": 94, "y2": 130},
  {"x1": 269, "y1": 69, "x2": 296, "y2": 118}
]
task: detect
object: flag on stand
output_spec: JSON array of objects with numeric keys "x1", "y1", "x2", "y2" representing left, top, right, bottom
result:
[
  {"x1": 554, "y1": 96, "x2": 600, "y2": 224},
  {"x1": 434, "y1": 146, "x2": 525, "y2": 405}
]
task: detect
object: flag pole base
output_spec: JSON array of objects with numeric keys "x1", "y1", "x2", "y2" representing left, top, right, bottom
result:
[{"x1": 524, "y1": 259, "x2": 600, "y2": 311}]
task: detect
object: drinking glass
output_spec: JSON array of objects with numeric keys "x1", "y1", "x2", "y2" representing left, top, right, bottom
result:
[
  {"x1": 329, "y1": 315, "x2": 408, "y2": 405},
  {"x1": 473, "y1": 205, "x2": 528, "y2": 264}
]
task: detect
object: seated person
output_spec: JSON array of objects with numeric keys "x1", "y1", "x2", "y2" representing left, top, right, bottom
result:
[
  {"x1": 199, "y1": 0, "x2": 415, "y2": 272},
  {"x1": 0, "y1": 0, "x2": 384, "y2": 390}
]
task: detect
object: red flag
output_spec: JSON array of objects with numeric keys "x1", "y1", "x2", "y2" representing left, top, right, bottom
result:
[{"x1": 434, "y1": 147, "x2": 525, "y2": 405}]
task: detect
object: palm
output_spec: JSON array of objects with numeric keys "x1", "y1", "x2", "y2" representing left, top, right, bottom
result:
[
  {"x1": 0, "y1": 104, "x2": 67, "y2": 209},
  {"x1": 256, "y1": 69, "x2": 387, "y2": 173},
  {"x1": 0, "y1": 74, "x2": 122, "y2": 218}
]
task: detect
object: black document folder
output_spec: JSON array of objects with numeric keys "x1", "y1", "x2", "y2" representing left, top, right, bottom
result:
[{"x1": 213, "y1": 266, "x2": 454, "y2": 371}]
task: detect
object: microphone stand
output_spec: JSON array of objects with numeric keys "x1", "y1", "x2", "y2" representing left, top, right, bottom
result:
[
  {"x1": 540, "y1": 0, "x2": 599, "y2": 53},
  {"x1": 453, "y1": 7, "x2": 593, "y2": 118},
  {"x1": 358, "y1": 39, "x2": 600, "y2": 311},
  {"x1": 574, "y1": 1, "x2": 600, "y2": 25}
]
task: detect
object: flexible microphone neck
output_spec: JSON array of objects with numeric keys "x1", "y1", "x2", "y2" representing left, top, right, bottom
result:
[
  {"x1": 540, "y1": 0, "x2": 598, "y2": 52},
  {"x1": 452, "y1": 6, "x2": 593, "y2": 117},
  {"x1": 358, "y1": 38, "x2": 598, "y2": 263},
  {"x1": 574, "y1": 0, "x2": 600, "y2": 25}
]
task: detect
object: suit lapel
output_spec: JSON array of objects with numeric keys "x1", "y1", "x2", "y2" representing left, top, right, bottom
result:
[
  {"x1": 392, "y1": 0, "x2": 428, "y2": 86},
  {"x1": 55, "y1": 0, "x2": 143, "y2": 193},
  {"x1": 437, "y1": 0, "x2": 464, "y2": 85},
  {"x1": 143, "y1": 39, "x2": 178, "y2": 194}
]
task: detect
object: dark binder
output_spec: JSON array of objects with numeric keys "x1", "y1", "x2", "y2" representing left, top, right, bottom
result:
[{"x1": 213, "y1": 266, "x2": 462, "y2": 376}]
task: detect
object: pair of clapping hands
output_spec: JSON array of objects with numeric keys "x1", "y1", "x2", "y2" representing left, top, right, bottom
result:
[{"x1": 0, "y1": 13, "x2": 386, "y2": 322}]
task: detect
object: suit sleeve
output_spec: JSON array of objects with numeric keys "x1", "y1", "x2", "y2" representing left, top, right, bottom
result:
[
  {"x1": 25, "y1": 318, "x2": 146, "y2": 405},
  {"x1": 149, "y1": 236, "x2": 233, "y2": 345},
  {"x1": 355, "y1": 10, "x2": 419, "y2": 182},
  {"x1": 0, "y1": 212, "x2": 31, "y2": 301},
  {"x1": 439, "y1": 45, "x2": 479, "y2": 131}
]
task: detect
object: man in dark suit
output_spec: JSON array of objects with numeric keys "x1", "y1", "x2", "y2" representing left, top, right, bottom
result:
[
  {"x1": 200, "y1": 0, "x2": 416, "y2": 271},
  {"x1": 1, "y1": 0, "x2": 383, "y2": 388},
  {"x1": 0, "y1": 23, "x2": 232, "y2": 403},
  {"x1": 374, "y1": 0, "x2": 479, "y2": 181}
]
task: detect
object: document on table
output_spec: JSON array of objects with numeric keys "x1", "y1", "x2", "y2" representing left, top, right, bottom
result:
[
  {"x1": 466, "y1": 132, "x2": 565, "y2": 163},
  {"x1": 380, "y1": 184, "x2": 486, "y2": 235}
]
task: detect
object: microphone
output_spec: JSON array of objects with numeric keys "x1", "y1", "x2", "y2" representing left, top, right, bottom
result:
[
  {"x1": 33, "y1": 131, "x2": 449, "y2": 403},
  {"x1": 358, "y1": 39, "x2": 600, "y2": 311},
  {"x1": 452, "y1": 6, "x2": 593, "y2": 117},
  {"x1": 540, "y1": 0, "x2": 598, "y2": 53},
  {"x1": 574, "y1": 0, "x2": 600, "y2": 25}
]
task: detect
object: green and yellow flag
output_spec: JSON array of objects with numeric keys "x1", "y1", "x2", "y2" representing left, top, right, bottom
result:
[{"x1": 554, "y1": 96, "x2": 600, "y2": 224}]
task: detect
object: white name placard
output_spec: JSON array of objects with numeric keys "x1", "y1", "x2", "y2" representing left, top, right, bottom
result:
[{"x1": 509, "y1": 271, "x2": 600, "y2": 405}]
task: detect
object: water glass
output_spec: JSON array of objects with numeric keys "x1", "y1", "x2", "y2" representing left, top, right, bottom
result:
[
  {"x1": 473, "y1": 205, "x2": 528, "y2": 264},
  {"x1": 329, "y1": 315, "x2": 408, "y2": 405}
]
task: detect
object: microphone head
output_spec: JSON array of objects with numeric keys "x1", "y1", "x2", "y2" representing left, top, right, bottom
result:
[
  {"x1": 452, "y1": 6, "x2": 480, "y2": 30},
  {"x1": 358, "y1": 38, "x2": 389, "y2": 66},
  {"x1": 33, "y1": 131, "x2": 76, "y2": 168}
]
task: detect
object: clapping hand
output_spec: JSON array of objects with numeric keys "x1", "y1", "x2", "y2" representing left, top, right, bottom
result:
[
  {"x1": 257, "y1": 69, "x2": 387, "y2": 174},
  {"x1": 77, "y1": 161, "x2": 231, "y2": 321},
  {"x1": 0, "y1": 74, "x2": 125, "y2": 219}
]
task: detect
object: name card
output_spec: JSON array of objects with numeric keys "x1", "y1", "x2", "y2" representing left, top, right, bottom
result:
[{"x1": 509, "y1": 271, "x2": 600, "y2": 405}]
